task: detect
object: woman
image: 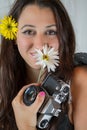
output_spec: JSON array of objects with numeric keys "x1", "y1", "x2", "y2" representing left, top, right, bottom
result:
[{"x1": 0, "y1": 0, "x2": 75, "y2": 130}]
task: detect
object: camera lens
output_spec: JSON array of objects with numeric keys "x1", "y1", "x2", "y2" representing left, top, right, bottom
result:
[
  {"x1": 23, "y1": 85, "x2": 38, "y2": 106},
  {"x1": 40, "y1": 119, "x2": 49, "y2": 128}
]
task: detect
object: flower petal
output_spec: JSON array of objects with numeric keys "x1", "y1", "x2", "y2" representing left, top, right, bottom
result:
[
  {"x1": 0, "y1": 16, "x2": 18, "y2": 40},
  {"x1": 35, "y1": 44, "x2": 59, "y2": 72}
]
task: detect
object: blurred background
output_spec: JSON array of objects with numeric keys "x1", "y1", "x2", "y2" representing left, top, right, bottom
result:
[{"x1": 0, "y1": 0, "x2": 87, "y2": 52}]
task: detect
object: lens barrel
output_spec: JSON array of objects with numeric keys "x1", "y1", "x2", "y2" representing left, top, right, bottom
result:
[{"x1": 23, "y1": 85, "x2": 39, "y2": 106}]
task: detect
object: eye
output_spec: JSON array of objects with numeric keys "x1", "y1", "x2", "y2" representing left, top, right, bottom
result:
[
  {"x1": 22, "y1": 29, "x2": 36, "y2": 36},
  {"x1": 45, "y1": 30, "x2": 57, "y2": 36}
]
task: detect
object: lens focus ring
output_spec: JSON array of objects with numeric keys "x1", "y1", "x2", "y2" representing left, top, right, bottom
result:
[{"x1": 23, "y1": 85, "x2": 38, "y2": 106}]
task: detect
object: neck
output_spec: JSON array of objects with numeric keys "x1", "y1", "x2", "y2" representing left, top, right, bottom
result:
[
  {"x1": 25, "y1": 65, "x2": 47, "y2": 84},
  {"x1": 26, "y1": 66, "x2": 40, "y2": 84}
]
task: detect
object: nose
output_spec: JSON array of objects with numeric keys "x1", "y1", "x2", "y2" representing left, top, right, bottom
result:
[{"x1": 33, "y1": 34, "x2": 47, "y2": 49}]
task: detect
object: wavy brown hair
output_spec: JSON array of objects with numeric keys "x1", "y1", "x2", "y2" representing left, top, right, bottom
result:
[{"x1": 0, "y1": 0, "x2": 75, "y2": 129}]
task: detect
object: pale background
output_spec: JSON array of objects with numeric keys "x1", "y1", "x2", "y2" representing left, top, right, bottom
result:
[{"x1": 0, "y1": 0, "x2": 87, "y2": 53}]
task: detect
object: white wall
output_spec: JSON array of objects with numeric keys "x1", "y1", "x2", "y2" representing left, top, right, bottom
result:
[
  {"x1": 0, "y1": 0, "x2": 14, "y2": 17},
  {"x1": 61, "y1": 0, "x2": 87, "y2": 52},
  {"x1": 0, "y1": 0, "x2": 87, "y2": 53}
]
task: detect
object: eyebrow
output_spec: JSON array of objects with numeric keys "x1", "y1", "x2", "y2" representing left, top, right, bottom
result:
[
  {"x1": 21, "y1": 24, "x2": 57, "y2": 30},
  {"x1": 21, "y1": 25, "x2": 35, "y2": 29},
  {"x1": 46, "y1": 24, "x2": 57, "y2": 28}
]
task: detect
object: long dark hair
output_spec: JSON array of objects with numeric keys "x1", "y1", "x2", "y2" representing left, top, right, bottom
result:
[{"x1": 0, "y1": 0, "x2": 75, "y2": 129}]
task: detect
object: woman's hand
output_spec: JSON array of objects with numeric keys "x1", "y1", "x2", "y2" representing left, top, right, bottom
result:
[{"x1": 12, "y1": 84, "x2": 45, "y2": 130}]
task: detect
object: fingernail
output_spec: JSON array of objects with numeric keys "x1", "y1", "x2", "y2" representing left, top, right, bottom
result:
[{"x1": 39, "y1": 91, "x2": 45, "y2": 96}]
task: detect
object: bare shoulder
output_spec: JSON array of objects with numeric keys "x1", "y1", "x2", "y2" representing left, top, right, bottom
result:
[
  {"x1": 71, "y1": 66, "x2": 87, "y2": 129},
  {"x1": 71, "y1": 66, "x2": 87, "y2": 95}
]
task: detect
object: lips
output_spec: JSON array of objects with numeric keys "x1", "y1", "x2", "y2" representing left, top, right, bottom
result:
[
  {"x1": 30, "y1": 52, "x2": 35, "y2": 56},
  {"x1": 30, "y1": 52, "x2": 37, "y2": 58}
]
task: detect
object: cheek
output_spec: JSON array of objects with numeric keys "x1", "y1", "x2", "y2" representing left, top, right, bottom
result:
[
  {"x1": 49, "y1": 38, "x2": 59, "y2": 51},
  {"x1": 16, "y1": 34, "x2": 32, "y2": 51}
]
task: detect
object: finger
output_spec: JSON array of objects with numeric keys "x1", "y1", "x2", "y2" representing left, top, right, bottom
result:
[{"x1": 32, "y1": 91, "x2": 45, "y2": 113}]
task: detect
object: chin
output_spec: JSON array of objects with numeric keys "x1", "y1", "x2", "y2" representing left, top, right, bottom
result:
[
  {"x1": 34, "y1": 66, "x2": 41, "y2": 70},
  {"x1": 31, "y1": 65, "x2": 41, "y2": 70}
]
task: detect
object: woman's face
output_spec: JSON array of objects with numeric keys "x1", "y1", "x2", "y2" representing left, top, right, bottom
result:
[{"x1": 16, "y1": 5, "x2": 59, "y2": 69}]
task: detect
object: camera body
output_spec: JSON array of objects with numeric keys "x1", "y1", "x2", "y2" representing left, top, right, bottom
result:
[{"x1": 23, "y1": 73, "x2": 70, "y2": 129}]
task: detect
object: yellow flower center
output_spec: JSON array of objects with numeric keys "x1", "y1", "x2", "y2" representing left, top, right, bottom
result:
[
  {"x1": 43, "y1": 55, "x2": 49, "y2": 61},
  {"x1": 7, "y1": 24, "x2": 12, "y2": 30}
]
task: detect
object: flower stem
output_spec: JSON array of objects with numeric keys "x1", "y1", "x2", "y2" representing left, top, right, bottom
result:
[{"x1": 37, "y1": 67, "x2": 44, "y2": 83}]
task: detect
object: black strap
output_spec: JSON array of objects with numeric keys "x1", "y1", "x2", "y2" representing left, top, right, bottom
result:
[{"x1": 74, "y1": 52, "x2": 87, "y2": 66}]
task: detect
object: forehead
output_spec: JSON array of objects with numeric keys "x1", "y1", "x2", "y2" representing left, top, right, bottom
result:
[{"x1": 18, "y1": 5, "x2": 56, "y2": 25}]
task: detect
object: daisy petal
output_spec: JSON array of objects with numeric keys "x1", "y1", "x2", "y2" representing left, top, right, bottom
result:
[{"x1": 35, "y1": 44, "x2": 59, "y2": 72}]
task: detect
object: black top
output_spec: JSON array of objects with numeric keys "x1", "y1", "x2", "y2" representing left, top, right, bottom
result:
[
  {"x1": 56, "y1": 113, "x2": 74, "y2": 130},
  {"x1": 74, "y1": 52, "x2": 87, "y2": 66}
]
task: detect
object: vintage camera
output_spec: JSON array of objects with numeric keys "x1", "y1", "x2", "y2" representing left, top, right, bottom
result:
[{"x1": 23, "y1": 73, "x2": 70, "y2": 129}]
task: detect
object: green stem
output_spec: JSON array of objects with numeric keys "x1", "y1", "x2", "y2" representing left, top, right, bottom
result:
[{"x1": 37, "y1": 67, "x2": 43, "y2": 83}]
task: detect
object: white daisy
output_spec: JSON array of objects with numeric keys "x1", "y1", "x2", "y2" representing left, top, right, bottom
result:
[{"x1": 35, "y1": 44, "x2": 59, "y2": 72}]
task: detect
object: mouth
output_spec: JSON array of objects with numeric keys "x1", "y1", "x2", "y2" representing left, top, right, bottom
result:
[
  {"x1": 30, "y1": 52, "x2": 37, "y2": 58},
  {"x1": 30, "y1": 52, "x2": 35, "y2": 56}
]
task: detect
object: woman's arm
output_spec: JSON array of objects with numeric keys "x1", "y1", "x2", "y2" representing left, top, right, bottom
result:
[
  {"x1": 19, "y1": 127, "x2": 37, "y2": 130},
  {"x1": 12, "y1": 84, "x2": 45, "y2": 130},
  {"x1": 71, "y1": 67, "x2": 87, "y2": 130}
]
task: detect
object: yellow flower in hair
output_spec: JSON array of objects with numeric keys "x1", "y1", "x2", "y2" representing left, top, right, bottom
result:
[{"x1": 0, "y1": 16, "x2": 18, "y2": 40}]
